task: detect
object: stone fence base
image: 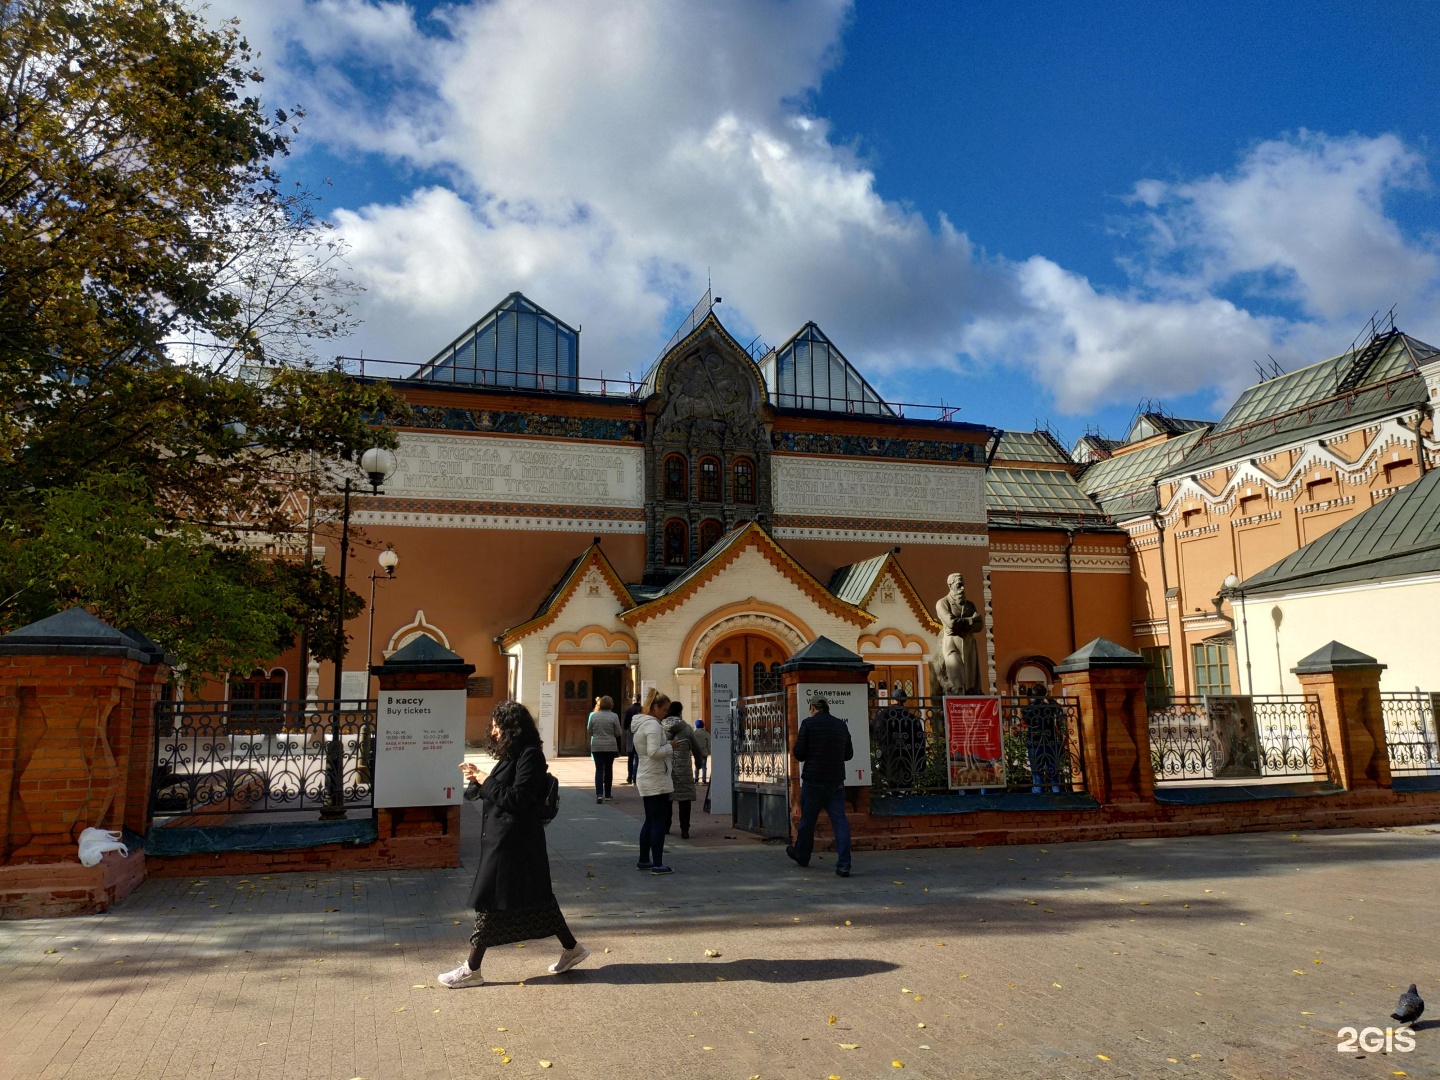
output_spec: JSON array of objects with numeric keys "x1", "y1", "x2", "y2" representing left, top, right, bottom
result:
[{"x1": 0, "y1": 850, "x2": 147, "y2": 919}]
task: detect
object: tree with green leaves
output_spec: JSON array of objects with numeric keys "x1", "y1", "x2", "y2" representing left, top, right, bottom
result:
[{"x1": 0, "y1": 0, "x2": 407, "y2": 679}]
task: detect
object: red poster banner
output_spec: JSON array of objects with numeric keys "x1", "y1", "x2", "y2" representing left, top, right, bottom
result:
[{"x1": 944, "y1": 696, "x2": 1004, "y2": 789}]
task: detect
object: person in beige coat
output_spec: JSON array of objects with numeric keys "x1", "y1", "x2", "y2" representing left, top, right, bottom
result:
[
  {"x1": 662, "y1": 701, "x2": 700, "y2": 838},
  {"x1": 633, "y1": 690, "x2": 682, "y2": 874}
]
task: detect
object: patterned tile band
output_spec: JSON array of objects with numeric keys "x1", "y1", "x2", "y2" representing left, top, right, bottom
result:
[
  {"x1": 772, "y1": 430, "x2": 987, "y2": 462},
  {"x1": 380, "y1": 405, "x2": 644, "y2": 443}
]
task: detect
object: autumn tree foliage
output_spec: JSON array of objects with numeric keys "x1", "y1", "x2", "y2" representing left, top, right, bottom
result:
[{"x1": 0, "y1": 0, "x2": 407, "y2": 678}]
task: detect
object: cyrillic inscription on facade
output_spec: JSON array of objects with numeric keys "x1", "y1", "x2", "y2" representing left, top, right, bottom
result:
[
  {"x1": 389, "y1": 433, "x2": 644, "y2": 507},
  {"x1": 772, "y1": 456, "x2": 985, "y2": 524}
]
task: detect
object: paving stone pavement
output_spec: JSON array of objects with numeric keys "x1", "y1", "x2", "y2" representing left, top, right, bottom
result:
[{"x1": 2, "y1": 756, "x2": 1439, "y2": 1080}]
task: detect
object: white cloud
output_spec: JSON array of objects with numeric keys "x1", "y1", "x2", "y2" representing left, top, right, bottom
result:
[{"x1": 218, "y1": 2, "x2": 1440, "y2": 414}]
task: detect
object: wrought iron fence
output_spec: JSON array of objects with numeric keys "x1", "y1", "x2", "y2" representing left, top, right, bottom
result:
[
  {"x1": 869, "y1": 696, "x2": 1085, "y2": 797},
  {"x1": 1381, "y1": 692, "x2": 1440, "y2": 775},
  {"x1": 734, "y1": 693, "x2": 788, "y2": 786},
  {"x1": 1148, "y1": 695, "x2": 1327, "y2": 783},
  {"x1": 151, "y1": 699, "x2": 376, "y2": 818}
]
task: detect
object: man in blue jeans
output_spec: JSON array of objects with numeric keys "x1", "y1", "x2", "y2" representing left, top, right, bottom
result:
[{"x1": 786, "y1": 696, "x2": 854, "y2": 877}]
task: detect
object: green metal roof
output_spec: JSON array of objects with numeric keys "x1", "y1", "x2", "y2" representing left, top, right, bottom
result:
[
  {"x1": 991, "y1": 429, "x2": 1072, "y2": 464},
  {"x1": 1176, "y1": 332, "x2": 1436, "y2": 474},
  {"x1": 986, "y1": 466, "x2": 1110, "y2": 527},
  {"x1": 1076, "y1": 428, "x2": 1210, "y2": 520},
  {"x1": 827, "y1": 554, "x2": 889, "y2": 607},
  {"x1": 1240, "y1": 468, "x2": 1440, "y2": 596}
]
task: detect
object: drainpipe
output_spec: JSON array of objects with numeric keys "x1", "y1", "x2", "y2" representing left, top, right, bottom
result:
[{"x1": 1063, "y1": 527, "x2": 1077, "y2": 653}]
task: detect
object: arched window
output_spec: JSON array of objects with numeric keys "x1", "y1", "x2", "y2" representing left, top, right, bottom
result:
[
  {"x1": 664, "y1": 454, "x2": 688, "y2": 501},
  {"x1": 699, "y1": 519, "x2": 724, "y2": 554},
  {"x1": 732, "y1": 458, "x2": 755, "y2": 504},
  {"x1": 564, "y1": 680, "x2": 576, "y2": 699},
  {"x1": 664, "y1": 519, "x2": 689, "y2": 567},
  {"x1": 229, "y1": 668, "x2": 285, "y2": 718},
  {"x1": 577, "y1": 679, "x2": 589, "y2": 701},
  {"x1": 698, "y1": 456, "x2": 721, "y2": 501}
]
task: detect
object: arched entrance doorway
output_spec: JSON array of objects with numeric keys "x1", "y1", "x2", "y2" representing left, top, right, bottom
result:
[{"x1": 704, "y1": 633, "x2": 789, "y2": 698}]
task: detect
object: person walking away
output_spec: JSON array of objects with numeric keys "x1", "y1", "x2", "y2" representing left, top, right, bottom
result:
[
  {"x1": 439, "y1": 701, "x2": 587, "y2": 988},
  {"x1": 662, "y1": 700, "x2": 700, "y2": 839},
  {"x1": 622, "y1": 695, "x2": 643, "y2": 784},
  {"x1": 692, "y1": 719, "x2": 711, "y2": 784},
  {"x1": 786, "y1": 696, "x2": 854, "y2": 877},
  {"x1": 633, "y1": 689, "x2": 683, "y2": 874},
  {"x1": 586, "y1": 695, "x2": 623, "y2": 803}
]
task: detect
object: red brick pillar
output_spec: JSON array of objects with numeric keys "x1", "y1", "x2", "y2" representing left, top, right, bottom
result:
[
  {"x1": 0, "y1": 608, "x2": 152, "y2": 917},
  {"x1": 778, "y1": 637, "x2": 873, "y2": 837},
  {"x1": 371, "y1": 635, "x2": 475, "y2": 869},
  {"x1": 113, "y1": 630, "x2": 171, "y2": 839},
  {"x1": 1055, "y1": 638, "x2": 1156, "y2": 806},
  {"x1": 1292, "y1": 641, "x2": 1391, "y2": 791}
]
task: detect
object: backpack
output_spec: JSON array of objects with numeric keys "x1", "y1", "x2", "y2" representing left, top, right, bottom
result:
[{"x1": 540, "y1": 770, "x2": 560, "y2": 825}]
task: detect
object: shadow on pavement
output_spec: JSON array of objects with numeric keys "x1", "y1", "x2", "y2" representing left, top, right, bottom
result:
[{"x1": 525, "y1": 957, "x2": 898, "y2": 985}]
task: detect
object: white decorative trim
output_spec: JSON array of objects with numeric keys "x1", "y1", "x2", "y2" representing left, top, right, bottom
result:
[
  {"x1": 688, "y1": 612, "x2": 809, "y2": 668},
  {"x1": 351, "y1": 509, "x2": 644, "y2": 534},
  {"x1": 772, "y1": 525, "x2": 988, "y2": 546},
  {"x1": 1296, "y1": 495, "x2": 1355, "y2": 515},
  {"x1": 1176, "y1": 523, "x2": 1221, "y2": 539},
  {"x1": 1237, "y1": 569, "x2": 1440, "y2": 604},
  {"x1": 1231, "y1": 509, "x2": 1282, "y2": 528},
  {"x1": 988, "y1": 547, "x2": 1131, "y2": 574},
  {"x1": 385, "y1": 610, "x2": 451, "y2": 656},
  {"x1": 1132, "y1": 619, "x2": 1167, "y2": 638}
]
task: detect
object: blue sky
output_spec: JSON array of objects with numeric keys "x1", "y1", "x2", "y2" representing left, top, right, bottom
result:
[{"x1": 227, "y1": 0, "x2": 1440, "y2": 444}]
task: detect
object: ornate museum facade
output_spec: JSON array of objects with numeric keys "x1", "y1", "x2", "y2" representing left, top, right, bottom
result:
[{"x1": 229, "y1": 293, "x2": 1440, "y2": 752}]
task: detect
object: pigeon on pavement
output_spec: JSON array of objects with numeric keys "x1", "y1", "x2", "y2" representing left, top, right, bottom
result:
[{"x1": 1392, "y1": 984, "x2": 1424, "y2": 1025}]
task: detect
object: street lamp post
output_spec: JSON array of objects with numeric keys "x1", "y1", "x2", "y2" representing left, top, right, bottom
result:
[
  {"x1": 323, "y1": 446, "x2": 398, "y2": 816},
  {"x1": 365, "y1": 545, "x2": 400, "y2": 687}
]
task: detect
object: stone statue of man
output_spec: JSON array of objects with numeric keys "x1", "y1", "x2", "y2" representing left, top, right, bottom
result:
[{"x1": 935, "y1": 572, "x2": 983, "y2": 695}]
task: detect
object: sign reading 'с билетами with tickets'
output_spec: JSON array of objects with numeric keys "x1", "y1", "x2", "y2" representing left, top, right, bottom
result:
[{"x1": 375, "y1": 689, "x2": 467, "y2": 807}]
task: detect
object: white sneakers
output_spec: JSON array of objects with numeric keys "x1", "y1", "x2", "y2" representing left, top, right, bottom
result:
[
  {"x1": 548, "y1": 945, "x2": 589, "y2": 974},
  {"x1": 437, "y1": 961, "x2": 484, "y2": 988}
]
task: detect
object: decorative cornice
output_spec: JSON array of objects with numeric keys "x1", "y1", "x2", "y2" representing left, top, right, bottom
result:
[
  {"x1": 773, "y1": 521, "x2": 988, "y2": 547},
  {"x1": 503, "y1": 545, "x2": 635, "y2": 648},
  {"x1": 548, "y1": 624, "x2": 638, "y2": 654},
  {"x1": 619, "y1": 524, "x2": 875, "y2": 629},
  {"x1": 682, "y1": 603, "x2": 814, "y2": 668},
  {"x1": 1296, "y1": 495, "x2": 1356, "y2": 515},
  {"x1": 987, "y1": 549, "x2": 1131, "y2": 574},
  {"x1": 351, "y1": 499, "x2": 644, "y2": 533}
]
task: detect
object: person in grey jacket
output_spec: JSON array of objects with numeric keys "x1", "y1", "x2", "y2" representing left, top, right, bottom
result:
[
  {"x1": 662, "y1": 701, "x2": 700, "y2": 839},
  {"x1": 586, "y1": 695, "x2": 623, "y2": 803}
]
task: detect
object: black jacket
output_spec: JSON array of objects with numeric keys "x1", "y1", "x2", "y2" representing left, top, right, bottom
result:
[
  {"x1": 792, "y1": 708, "x2": 854, "y2": 786},
  {"x1": 464, "y1": 743, "x2": 554, "y2": 911}
]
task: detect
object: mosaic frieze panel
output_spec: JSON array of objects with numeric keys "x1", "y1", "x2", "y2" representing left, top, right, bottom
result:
[
  {"x1": 389, "y1": 406, "x2": 643, "y2": 443},
  {"x1": 772, "y1": 430, "x2": 986, "y2": 463}
]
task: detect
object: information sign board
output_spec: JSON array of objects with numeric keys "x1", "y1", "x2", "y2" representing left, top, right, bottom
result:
[
  {"x1": 796, "y1": 682, "x2": 872, "y2": 786},
  {"x1": 944, "y1": 696, "x2": 1004, "y2": 789},
  {"x1": 375, "y1": 689, "x2": 466, "y2": 807}
]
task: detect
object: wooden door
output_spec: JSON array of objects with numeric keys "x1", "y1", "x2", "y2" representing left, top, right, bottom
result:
[
  {"x1": 867, "y1": 663, "x2": 923, "y2": 705},
  {"x1": 558, "y1": 667, "x2": 593, "y2": 755}
]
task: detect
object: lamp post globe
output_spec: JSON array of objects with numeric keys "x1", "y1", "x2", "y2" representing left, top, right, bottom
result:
[
  {"x1": 378, "y1": 545, "x2": 399, "y2": 577},
  {"x1": 360, "y1": 446, "x2": 398, "y2": 492},
  {"x1": 1223, "y1": 573, "x2": 1240, "y2": 592}
]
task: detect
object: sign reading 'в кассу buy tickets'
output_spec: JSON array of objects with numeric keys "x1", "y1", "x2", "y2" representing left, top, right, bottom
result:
[
  {"x1": 375, "y1": 689, "x2": 466, "y2": 808},
  {"x1": 944, "y1": 696, "x2": 1004, "y2": 789}
]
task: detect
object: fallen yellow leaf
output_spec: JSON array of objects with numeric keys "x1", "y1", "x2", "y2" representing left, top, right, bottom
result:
[
  {"x1": 828, "y1": 1015, "x2": 837, "y2": 1025},
  {"x1": 1097, "y1": 1054, "x2": 1110, "y2": 1061},
  {"x1": 1052, "y1": 983, "x2": 1062, "y2": 989},
  {"x1": 704, "y1": 949, "x2": 721, "y2": 957},
  {"x1": 839, "y1": 1043, "x2": 860, "y2": 1050},
  {"x1": 916, "y1": 1022, "x2": 926, "y2": 1029},
  {"x1": 499, "y1": 1058, "x2": 510, "y2": 1065},
  {"x1": 539, "y1": 1063, "x2": 552, "y2": 1069},
  {"x1": 892, "y1": 1062, "x2": 904, "y2": 1069}
]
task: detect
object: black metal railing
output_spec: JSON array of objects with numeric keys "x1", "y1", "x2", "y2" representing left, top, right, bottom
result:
[
  {"x1": 1148, "y1": 695, "x2": 1327, "y2": 783},
  {"x1": 151, "y1": 699, "x2": 376, "y2": 818},
  {"x1": 1381, "y1": 692, "x2": 1440, "y2": 775},
  {"x1": 869, "y1": 696, "x2": 1086, "y2": 797}
]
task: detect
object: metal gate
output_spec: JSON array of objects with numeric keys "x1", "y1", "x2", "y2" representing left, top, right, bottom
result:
[{"x1": 732, "y1": 691, "x2": 790, "y2": 838}]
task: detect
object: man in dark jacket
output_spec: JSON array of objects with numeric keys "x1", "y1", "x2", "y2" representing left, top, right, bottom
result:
[
  {"x1": 622, "y1": 696, "x2": 642, "y2": 784},
  {"x1": 787, "y1": 696, "x2": 854, "y2": 876}
]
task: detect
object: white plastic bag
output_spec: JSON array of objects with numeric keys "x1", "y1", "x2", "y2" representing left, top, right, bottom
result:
[{"x1": 77, "y1": 827, "x2": 128, "y2": 867}]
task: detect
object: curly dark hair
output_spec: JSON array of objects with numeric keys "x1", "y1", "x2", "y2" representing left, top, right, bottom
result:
[{"x1": 490, "y1": 700, "x2": 541, "y2": 760}]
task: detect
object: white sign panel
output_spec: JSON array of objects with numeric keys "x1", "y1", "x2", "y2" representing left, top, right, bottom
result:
[
  {"x1": 537, "y1": 681, "x2": 559, "y2": 751},
  {"x1": 707, "y1": 663, "x2": 739, "y2": 816},
  {"x1": 797, "y1": 682, "x2": 872, "y2": 787},
  {"x1": 388, "y1": 432, "x2": 644, "y2": 507},
  {"x1": 772, "y1": 456, "x2": 985, "y2": 524},
  {"x1": 375, "y1": 689, "x2": 467, "y2": 807},
  {"x1": 340, "y1": 670, "x2": 369, "y2": 707}
]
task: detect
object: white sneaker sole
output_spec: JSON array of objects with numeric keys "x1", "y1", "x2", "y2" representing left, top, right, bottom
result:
[{"x1": 549, "y1": 947, "x2": 589, "y2": 974}]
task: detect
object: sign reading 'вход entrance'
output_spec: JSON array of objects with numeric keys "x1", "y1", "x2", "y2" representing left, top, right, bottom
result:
[
  {"x1": 386, "y1": 432, "x2": 645, "y2": 507},
  {"x1": 375, "y1": 689, "x2": 467, "y2": 807}
]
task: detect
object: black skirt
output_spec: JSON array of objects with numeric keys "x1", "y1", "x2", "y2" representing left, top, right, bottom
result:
[{"x1": 470, "y1": 894, "x2": 567, "y2": 948}]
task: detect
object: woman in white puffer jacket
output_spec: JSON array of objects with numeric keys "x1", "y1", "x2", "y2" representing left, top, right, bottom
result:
[{"x1": 633, "y1": 689, "x2": 681, "y2": 874}]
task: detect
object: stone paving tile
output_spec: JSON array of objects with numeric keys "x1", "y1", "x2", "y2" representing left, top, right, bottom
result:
[{"x1": 1, "y1": 765, "x2": 1439, "y2": 1079}]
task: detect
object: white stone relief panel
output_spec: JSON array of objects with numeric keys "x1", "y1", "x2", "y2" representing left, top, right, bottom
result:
[
  {"x1": 387, "y1": 432, "x2": 644, "y2": 508},
  {"x1": 772, "y1": 456, "x2": 985, "y2": 524}
]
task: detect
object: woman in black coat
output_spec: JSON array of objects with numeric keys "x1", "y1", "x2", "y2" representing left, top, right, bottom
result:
[{"x1": 437, "y1": 701, "x2": 588, "y2": 988}]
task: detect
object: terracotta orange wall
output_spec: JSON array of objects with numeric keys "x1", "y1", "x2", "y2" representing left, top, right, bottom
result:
[{"x1": 316, "y1": 527, "x2": 646, "y2": 738}]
